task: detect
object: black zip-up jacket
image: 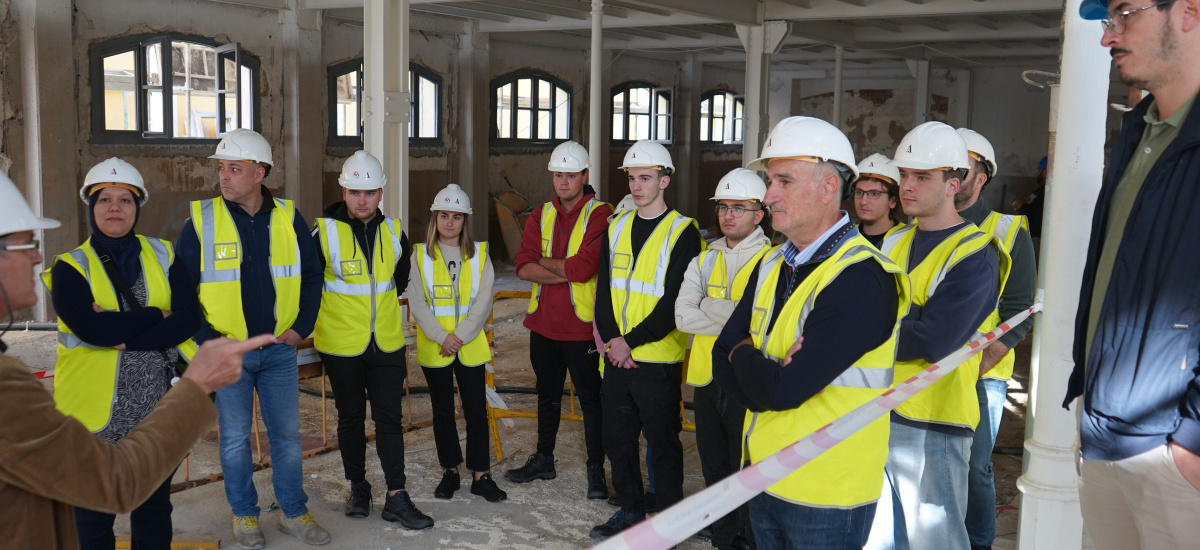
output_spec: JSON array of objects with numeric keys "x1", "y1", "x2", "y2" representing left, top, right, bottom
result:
[
  {"x1": 310, "y1": 201, "x2": 411, "y2": 298},
  {"x1": 1064, "y1": 92, "x2": 1200, "y2": 461}
]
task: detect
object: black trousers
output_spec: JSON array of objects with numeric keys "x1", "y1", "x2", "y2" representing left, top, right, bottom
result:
[
  {"x1": 421, "y1": 360, "x2": 490, "y2": 472},
  {"x1": 694, "y1": 382, "x2": 751, "y2": 548},
  {"x1": 321, "y1": 344, "x2": 409, "y2": 491},
  {"x1": 529, "y1": 331, "x2": 605, "y2": 465},
  {"x1": 75, "y1": 466, "x2": 177, "y2": 550},
  {"x1": 602, "y1": 360, "x2": 684, "y2": 512}
]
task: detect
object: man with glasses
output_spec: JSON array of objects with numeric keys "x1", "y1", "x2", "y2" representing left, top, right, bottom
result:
[
  {"x1": 674, "y1": 168, "x2": 772, "y2": 550},
  {"x1": 853, "y1": 154, "x2": 905, "y2": 248},
  {"x1": 1068, "y1": 1, "x2": 1200, "y2": 548}
]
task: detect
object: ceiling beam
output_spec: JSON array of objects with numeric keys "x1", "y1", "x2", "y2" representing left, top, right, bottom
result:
[
  {"x1": 445, "y1": 2, "x2": 550, "y2": 21},
  {"x1": 412, "y1": 4, "x2": 511, "y2": 22},
  {"x1": 856, "y1": 19, "x2": 904, "y2": 33},
  {"x1": 1013, "y1": 12, "x2": 1059, "y2": 28},
  {"x1": 647, "y1": 25, "x2": 708, "y2": 39},
  {"x1": 968, "y1": 15, "x2": 999, "y2": 30},
  {"x1": 492, "y1": 0, "x2": 590, "y2": 20},
  {"x1": 789, "y1": 20, "x2": 859, "y2": 47},
  {"x1": 910, "y1": 18, "x2": 950, "y2": 31},
  {"x1": 477, "y1": 11, "x2": 720, "y2": 32},
  {"x1": 614, "y1": 0, "x2": 761, "y2": 26},
  {"x1": 765, "y1": 0, "x2": 1062, "y2": 20}
]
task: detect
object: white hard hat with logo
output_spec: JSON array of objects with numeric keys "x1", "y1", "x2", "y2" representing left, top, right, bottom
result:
[
  {"x1": 711, "y1": 168, "x2": 767, "y2": 202},
  {"x1": 548, "y1": 141, "x2": 591, "y2": 173},
  {"x1": 619, "y1": 140, "x2": 675, "y2": 175},
  {"x1": 608, "y1": 193, "x2": 638, "y2": 222},
  {"x1": 209, "y1": 128, "x2": 274, "y2": 168},
  {"x1": 856, "y1": 153, "x2": 901, "y2": 186},
  {"x1": 431, "y1": 183, "x2": 472, "y2": 215},
  {"x1": 0, "y1": 171, "x2": 60, "y2": 236},
  {"x1": 746, "y1": 116, "x2": 859, "y2": 179},
  {"x1": 889, "y1": 121, "x2": 970, "y2": 172},
  {"x1": 955, "y1": 128, "x2": 998, "y2": 178},
  {"x1": 80, "y1": 157, "x2": 150, "y2": 205},
  {"x1": 339, "y1": 151, "x2": 387, "y2": 190}
]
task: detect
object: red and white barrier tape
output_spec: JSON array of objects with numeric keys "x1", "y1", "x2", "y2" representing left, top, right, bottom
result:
[{"x1": 593, "y1": 303, "x2": 1043, "y2": 550}]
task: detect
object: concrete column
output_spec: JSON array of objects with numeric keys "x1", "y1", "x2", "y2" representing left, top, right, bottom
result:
[
  {"x1": 833, "y1": 45, "x2": 844, "y2": 129},
  {"x1": 454, "y1": 22, "x2": 490, "y2": 239},
  {"x1": 912, "y1": 59, "x2": 931, "y2": 126},
  {"x1": 363, "y1": 0, "x2": 410, "y2": 231},
  {"x1": 281, "y1": 1, "x2": 323, "y2": 221},
  {"x1": 1015, "y1": 2, "x2": 1108, "y2": 548},
  {"x1": 740, "y1": 25, "x2": 769, "y2": 164},
  {"x1": 589, "y1": 0, "x2": 605, "y2": 199},
  {"x1": 677, "y1": 53, "x2": 702, "y2": 217},
  {"x1": 16, "y1": 0, "x2": 78, "y2": 321},
  {"x1": 949, "y1": 68, "x2": 972, "y2": 127}
]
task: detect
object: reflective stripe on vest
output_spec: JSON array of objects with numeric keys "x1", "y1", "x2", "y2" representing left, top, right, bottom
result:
[
  {"x1": 41, "y1": 236, "x2": 198, "y2": 432},
  {"x1": 742, "y1": 233, "x2": 911, "y2": 507},
  {"x1": 312, "y1": 216, "x2": 405, "y2": 356},
  {"x1": 686, "y1": 245, "x2": 768, "y2": 386},
  {"x1": 413, "y1": 242, "x2": 492, "y2": 367},
  {"x1": 191, "y1": 198, "x2": 301, "y2": 339},
  {"x1": 978, "y1": 211, "x2": 1027, "y2": 380},
  {"x1": 607, "y1": 209, "x2": 701, "y2": 363},
  {"x1": 528, "y1": 198, "x2": 606, "y2": 323}
]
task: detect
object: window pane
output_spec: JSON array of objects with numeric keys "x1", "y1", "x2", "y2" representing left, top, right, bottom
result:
[
  {"x1": 335, "y1": 71, "x2": 359, "y2": 137},
  {"x1": 657, "y1": 94, "x2": 669, "y2": 116},
  {"x1": 630, "y1": 87, "x2": 650, "y2": 115},
  {"x1": 239, "y1": 65, "x2": 254, "y2": 130},
  {"x1": 713, "y1": 93, "x2": 725, "y2": 114},
  {"x1": 496, "y1": 83, "x2": 512, "y2": 138},
  {"x1": 144, "y1": 43, "x2": 162, "y2": 86},
  {"x1": 419, "y1": 76, "x2": 437, "y2": 138},
  {"x1": 517, "y1": 78, "x2": 532, "y2": 109},
  {"x1": 537, "y1": 110, "x2": 550, "y2": 140},
  {"x1": 700, "y1": 114, "x2": 709, "y2": 141},
  {"x1": 700, "y1": 97, "x2": 711, "y2": 116},
  {"x1": 102, "y1": 51, "x2": 137, "y2": 130},
  {"x1": 224, "y1": 94, "x2": 238, "y2": 135},
  {"x1": 538, "y1": 80, "x2": 551, "y2": 110},
  {"x1": 656, "y1": 115, "x2": 669, "y2": 142},
  {"x1": 612, "y1": 113, "x2": 623, "y2": 140},
  {"x1": 170, "y1": 42, "x2": 222, "y2": 138},
  {"x1": 713, "y1": 117, "x2": 725, "y2": 142},
  {"x1": 147, "y1": 89, "x2": 164, "y2": 133},
  {"x1": 516, "y1": 108, "x2": 532, "y2": 139},
  {"x1": 631, "y1": 113, "x2": 649, "y2": 141},
  {"x1": 555, "y1": 88, "x2": 569, "y2": 139}
]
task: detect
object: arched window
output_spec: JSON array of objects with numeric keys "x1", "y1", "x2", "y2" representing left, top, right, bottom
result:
[
  {"x1": 700, "y1": 90, "x2": 745, "y2": 145},
  {"x1": 612, "y1": 81, "x2": 672, "y2": 144},
  {"x1": 327, "y1": 59, "x2": 442, "y2": 148},
  {"x1": 90, "y1": 34, "x2": 261, "y2": 144},
  {"x1": 491, "y1": 70, "x2": 572, "y2": 145}
]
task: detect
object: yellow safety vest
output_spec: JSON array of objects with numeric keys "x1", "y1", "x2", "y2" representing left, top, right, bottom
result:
[
  {"x1": 412, "y1": 242, "x2": 492, "y2": 367},
  {"x1": 880, "y1": 223, "x2": 1011, "y2": 429},
  {"x1": 527, "y1": 198, "x2": 607, "y2": 323},
  {"x1": 190, "y1": 198, "x2": 302, "y2": 339},
  {"x1": 978, "y1": 212, "x2": 1028, "y2": 380},
  {"x1": 312, "y1": 216, "x2": 405, "y2": 356},
  {"x1": 685, "y1": 245, "x2": 768, "y2": 386},
  {"x1": 42, "y1": 236, "x2": 198, "y2": 432},
  {"x1": 607, "y1": 209, "x2": 702, "y2": 364},
  {"x1": 742, "y1": 234, "x2": 911, "y2": 507}
]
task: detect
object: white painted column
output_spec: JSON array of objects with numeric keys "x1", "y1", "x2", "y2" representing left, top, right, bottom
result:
[
  {"x1": 590, "y1": 0, "x2": 604, "y2": 198},
  {"x1": 363, "y1": 0, "x2": 410, "y2": 231},
  {"x1": 741, "y1": 25, "x2": 768, "y2": 164},
  {"x1": 281, "y1": 1, "x2": 323, "y2": 221},
  {"x1": 911, "y1": 59, "x2": 931, "y2": 126},
  {"x1": 1015, "y1": 2, "x2": 1108, "y2": 548},
  {"x1": 833, "y1": 45, "x2": 844, "y2": 129},
  {"x1": 454, "y1": 22, "x2": 490, "y2": 239}
]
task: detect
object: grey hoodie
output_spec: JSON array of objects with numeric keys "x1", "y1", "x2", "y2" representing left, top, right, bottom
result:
[{"x1": 675, "y1": 225, "x2": 773, "y2": 337}]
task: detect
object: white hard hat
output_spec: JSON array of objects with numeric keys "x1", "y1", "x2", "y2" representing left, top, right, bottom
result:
[
  {"x1": 608, "y1": 194, "x2": 637, "y2": 222},
  {"x1": 339, "y1": 150, "x2": 387, "y2": 190},
  {"x1": 619, "y1": 140, "x2": 674, "y2": 175},
  {"x1": 856, "y1": 153, "x2": 901, "y2": 186},
  {"x1": 431, "y1": 183, "x2": 472, "y2": 214},
  {"x1": 889, "y1": 121, "x2": 970, "y2": 172},
  {"x1": 711, "y1": 168, "x2": 766, "y2": 202},
  {"x1": 746, "y1": 116, "x2": 859, "y2": 179},
  {"x1": 81, "y1": 157, "x2": 149, "y2": 205},
  {"x1": 0, "y1": 171, "x2": 60, "y2": 236},
  {"x1": 955, "y1": 128, "x2": 998, "y2": 178},
  {"x1": 209, "y1": 128, "x2": 273, "y2": 168},
  {"x1": 548, "y1": 141, "x2": 590, "y2": 173}
]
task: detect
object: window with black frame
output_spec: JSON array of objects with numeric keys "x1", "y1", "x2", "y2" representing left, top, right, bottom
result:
[
  {"x1": 699, "y1": 90, "x2": 745, "y2": 145},
  {"x1": 327, "y1": 58, "x2": 442, "y2": 148},
  {"x1": 611, "y1": 81, "x2": 673, "y2": 144},
  {"x1": 491, "y1": 70, "x2": 572, "y2": 146}
]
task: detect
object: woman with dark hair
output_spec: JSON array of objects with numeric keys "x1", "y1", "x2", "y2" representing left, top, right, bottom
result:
[{"x1": 43, "y1": 157, "x2": 202, "y2": 550}]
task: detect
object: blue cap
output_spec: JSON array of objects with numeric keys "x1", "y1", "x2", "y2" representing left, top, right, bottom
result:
[
  {"x1": 1037, "y1": 156, "x2": 1048, "y2": 170},
  {"x1": 1079, "y1": 0, "x2": 1110, "y2": 20}
]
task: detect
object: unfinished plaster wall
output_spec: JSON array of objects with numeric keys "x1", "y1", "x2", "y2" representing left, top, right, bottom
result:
[{"x1": 968, "y1": 65, "x2": 1056, "y2": 212}]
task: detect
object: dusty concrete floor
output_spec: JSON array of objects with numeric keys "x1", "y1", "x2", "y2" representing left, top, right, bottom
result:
[{"x1": 4, "y1": 263, "x2": 1049, "y2": 549}]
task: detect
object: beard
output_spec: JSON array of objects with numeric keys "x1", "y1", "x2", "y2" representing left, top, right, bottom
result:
[{"x1": 1118, "y1": 14, "x2": 1177, "y2": 90}]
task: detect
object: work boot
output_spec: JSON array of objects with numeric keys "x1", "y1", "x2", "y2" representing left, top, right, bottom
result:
[
  {"x1": 381, "y1": 490, "x2": 434, "y2": 530},
  {"x1": 505, "y1": 453, "x2": 556, "y2": 483},
  {"x1": 434, "y1": 469, "x2": 460, "y2": 499},
  {"x1": 279, "y1": 511, "x2": 331, "y2": 546},
  {"x1": 589, "y1": 508, "x2": 646, "y2": 540},
  {"x1": 470, "y1": 473, "x2": 509, "y2": 502},
  {"x1": 344, "y1": 480, "x2": 371, "y2": 518},
  {"x1": 586, "y1": 463, "x2": 609, "y2": 500},
  {"x1": 232, "y1": 516, "x2": 266, "y2": 550}
]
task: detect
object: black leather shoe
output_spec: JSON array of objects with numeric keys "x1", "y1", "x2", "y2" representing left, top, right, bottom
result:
[
  {"x1": 607, "y1": 494, "x2": 620, "y2": 507},
  {"x1": 381, "y1": 490, "x2": 434, "y2": 530},
  {"x1": 505, "y1": 453, "x2": 556, "y2": 483},
  {"x1": 434, "y1": 470, "x2": 460, "y2": 500},
  {"x1": 589, "y1": 508, "x2": 646, "y2": 540},
  {"x1": 470, "y1": 473, "x2": 508, "y2": 502},
  {"x1": 696, "y1": 525, "x2": 714, "y2": 541},
  {"x1": 344, "y1": 480, "x2": 371, "y2": 518},
  {"x1": 586, "y1": 463, "x2": 609, "y2": 500}
]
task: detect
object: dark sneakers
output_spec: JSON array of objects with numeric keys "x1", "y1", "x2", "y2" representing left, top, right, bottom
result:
[
  {"x1": 344, "y1": 480, "x2": 371, "y2": 518},
  {"x1": 505, "y1": 453, "x2": 556, "y2": 483},
  {"x1": 471, "y1": 473, "x2": 509, "y2": 502},
  {"x1": 589, "y1": 508, "x2": 646, "y2": 540},
  {"x1": 381, "y1": 491, "x2": 434, "y2": 530},
  {"x1": 586, "y1": 463, "x2": 609, "y2": 500},
  {"x1": 434, "y1": 470, "x2": 460, "y2": 500}
]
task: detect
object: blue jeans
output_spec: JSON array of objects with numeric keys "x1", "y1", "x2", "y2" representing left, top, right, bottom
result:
[
  {"x1": 749, "y1": 493, "x2": 875, "y2": 550},
  {"x1": 868, "y1": 421, "x2": 971, "y2": 550},
  {"x1": 966, "y1": 379, "x2": 1007, "y2": 547},
  {"x1": 215, "y1": 343, "x2": 309, "y2": 518}
]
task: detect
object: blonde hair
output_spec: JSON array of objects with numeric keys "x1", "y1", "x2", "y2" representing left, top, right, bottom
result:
[{"x1": 425, "y1": 211, "x2": 476, "y2": 260}]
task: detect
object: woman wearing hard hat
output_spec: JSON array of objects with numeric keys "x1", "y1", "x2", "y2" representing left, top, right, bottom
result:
[
  {"x1": 406, "y1": 183, "x2": 507, "y2": 503},
  {"x1": 43, "y1": 157, "x2": 203, "y2": 550}
]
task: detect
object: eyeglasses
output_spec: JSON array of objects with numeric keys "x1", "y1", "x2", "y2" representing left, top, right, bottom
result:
[
  {"x1": 853, "y1": 189, "x2": 889, "y2": 200},
  {"x1": 1101, "y1": 0, "x2": 1177, "y2": 34},
  {"x1": 3, "y1": 238, "x2": 39, "y2": 252},
  {"x1": 714, "y1": 204, "x2": 761, "y2": 218}
]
